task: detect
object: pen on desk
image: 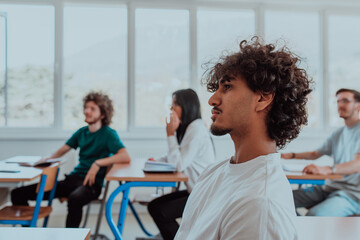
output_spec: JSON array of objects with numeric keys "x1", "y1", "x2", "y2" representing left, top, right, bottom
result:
[{"x1": 0, "y1": 170, "x2": 21, "y2": 173}]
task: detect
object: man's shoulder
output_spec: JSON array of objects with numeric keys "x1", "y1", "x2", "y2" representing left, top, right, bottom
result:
[
  {"x1": 197, "y1": 159, "x2": 228, "y2": 180},
  {"x1": 72, "y1": 126, "x2": 88, "y2": 135}
]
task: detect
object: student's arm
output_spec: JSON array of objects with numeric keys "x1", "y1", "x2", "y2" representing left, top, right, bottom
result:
[
  {"x1": 83, "y1": 148, "x2": 130, "y2": 186},
  {"x1": 281, "y1": 151, "x2": 323, "y2": 160},
  {"x1": 303, "y1": 153, "x2": 360, "y2": 175},
  {"x1": 41, "y1": 144, "x2": 72, "y2": 161}
]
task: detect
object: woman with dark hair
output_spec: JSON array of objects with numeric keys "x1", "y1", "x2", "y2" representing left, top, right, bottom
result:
[{"x1": 145, "y1": 88, "x2": 216, "y2": 240}]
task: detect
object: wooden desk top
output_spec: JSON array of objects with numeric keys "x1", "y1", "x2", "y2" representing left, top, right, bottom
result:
[
  {"x1": 0, "y1": 227, "x2": 90, "y2": 240},
  {"x1": 106, "y1": 158, "x2": 188, "y2": 182},
  {"x1": 286, "y1": 172, "x2": 342, "y2": 180},
  {"x1": 296, "y1": 216, "x2": 360, "y2": 240},
  {"x1": 0, "y1": 163, "x2": 42, "y2": 182}
]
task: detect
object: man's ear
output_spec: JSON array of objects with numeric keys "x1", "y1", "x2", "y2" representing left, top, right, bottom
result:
[
  {"x1": 356, "y1": 102, "x2": 360, "y2": 111},
  {"x1": 255, "y1": 92, "x2": 275, "y2": 112}
]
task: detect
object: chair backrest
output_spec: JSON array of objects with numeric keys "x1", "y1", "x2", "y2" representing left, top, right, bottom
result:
[{"x1": 35, "y1": 163, "x2": 60, "y2": 193}]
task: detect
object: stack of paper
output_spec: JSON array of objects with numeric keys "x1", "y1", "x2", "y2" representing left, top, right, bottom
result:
[{"x1": 143, "y1": 161, "x2": 177, "y2": 173}]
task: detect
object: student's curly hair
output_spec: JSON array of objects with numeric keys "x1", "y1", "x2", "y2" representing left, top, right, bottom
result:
[
  {"x1": 83, "y1": 92, "x2": 114, "y2": 126},
  {"x1": 203, "y1": 37, "x2": 312, "y2": 149}
]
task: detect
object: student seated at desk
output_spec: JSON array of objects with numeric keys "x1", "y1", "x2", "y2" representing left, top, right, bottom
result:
[
  {"x1": 282, "y1": 88, "x2": 360, "y2": 216},
  {"x1": 174, "y1": 37, "x2": 311, "y2": 240},
  {"x1": 145, "y1": 89, "x2": 216, "y2": 240},
  {"x1": 11, "y1": 92, "x2": 130, "y2": 228}
]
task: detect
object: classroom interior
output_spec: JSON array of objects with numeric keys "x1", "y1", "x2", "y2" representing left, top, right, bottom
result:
[{"x1": 1, "y1": 0, "x2": 360, "y2": 239}]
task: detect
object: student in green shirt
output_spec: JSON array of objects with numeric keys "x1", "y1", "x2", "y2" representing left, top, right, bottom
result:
[{"x1": 11, "y1": 92, "x2": 131, "y2": 227}]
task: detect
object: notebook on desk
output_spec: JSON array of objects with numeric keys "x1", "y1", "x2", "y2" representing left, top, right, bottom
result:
[
  {"x1": 5, "y1": 156, "x2": 63, "y2": 167},
  {"x1": 143, "y1": 161, "x2": 177, "y2": 173}
]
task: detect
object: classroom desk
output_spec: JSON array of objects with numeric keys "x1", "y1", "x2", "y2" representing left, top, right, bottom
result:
[
  {"x1": 105, "y1": 159, "x2": 188, "y2": 240},
  {"x1": 296, "y1": 216, "x2": 360, "y2": 240},
  {"x1": 0, "y1": 227, "x2": 91, "y2": 240},
  {"x1": 0, "y1": 162, "x2": 42, "y2": 188},
  {"x1": 286, "y1": 172, "x2": 342, "y2": 185}
]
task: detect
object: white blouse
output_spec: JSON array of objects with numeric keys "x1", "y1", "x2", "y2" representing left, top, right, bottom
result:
[{"x1": 156, "y1": 119, "x2": 216, "y2": 192}]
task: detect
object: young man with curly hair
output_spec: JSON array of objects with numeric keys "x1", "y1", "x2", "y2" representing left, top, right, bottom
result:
[
  {"x1": 282, "y1": 88, "x2": 360, "y2": 216},
  {"x1": 11, "y1": 92, "x2": 131, "y2": 227},
  {"x1": 174, "y1": 37, "x2": 312, "y2": 240}
]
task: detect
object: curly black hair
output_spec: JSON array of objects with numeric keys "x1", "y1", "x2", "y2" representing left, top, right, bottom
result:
[
  {"x1": 203, "y1": 36, "x2": 312, "y2": 149},
  {"x1": 83, "y1": 92, "x2": 114, "y2": 126}
]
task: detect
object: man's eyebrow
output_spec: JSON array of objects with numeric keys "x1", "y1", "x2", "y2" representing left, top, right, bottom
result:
[{"x1": 220, "y1": 75, "x2": 234, "y2": 84}]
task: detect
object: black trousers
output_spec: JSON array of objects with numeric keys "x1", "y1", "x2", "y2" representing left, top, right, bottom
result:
[
  {"x1": 11, "y1": 174, "x2": 101, "y2": 228},
  {"x1": 147, "y1": 190, "x2": 189, "y2": 240}
]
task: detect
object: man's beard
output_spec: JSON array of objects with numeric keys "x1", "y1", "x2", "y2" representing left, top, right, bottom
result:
[
  {"x1": 85, "y1": 115, "x2": 102, "y2": 125},
  {"x1": 210, "y1": 124, "x2": 231, "y2": 136}
]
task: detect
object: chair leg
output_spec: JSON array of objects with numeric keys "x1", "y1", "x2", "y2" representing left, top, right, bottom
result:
[
  {"x1": 92, "y1": 181, "x2": 110, "y2": 240},
  {"x1": 82, "y1": 203, "x2": 91, "y2": 228}
]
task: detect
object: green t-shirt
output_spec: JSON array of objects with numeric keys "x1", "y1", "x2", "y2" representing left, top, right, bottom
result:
[{"x1": 66, "y1": 126, "x2": 125, "y2": 186}]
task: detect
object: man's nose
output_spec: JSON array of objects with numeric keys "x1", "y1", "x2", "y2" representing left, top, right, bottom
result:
[{"x1": 208, "y1": 91, "x2": 220, "y2": 107}]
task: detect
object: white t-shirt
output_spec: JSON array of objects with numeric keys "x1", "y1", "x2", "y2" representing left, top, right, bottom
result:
[
  {"x1": 157, "y1": 119, "x2": 216, "y2": 192},
  {"x1": 175, "y1": 153, "x2": 297, "y2": 240}
]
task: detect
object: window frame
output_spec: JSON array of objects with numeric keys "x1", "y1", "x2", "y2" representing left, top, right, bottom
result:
[{"x1": 0, "y1": 0, "x2": 360, "y2": 140}]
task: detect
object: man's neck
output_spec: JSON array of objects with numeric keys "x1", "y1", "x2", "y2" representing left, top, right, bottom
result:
[
  {"x1": 344, "y1": 116, "x2": 360, "y2": 128},
  {"x1": 230, "y1": 130, "x2": 277, "y2": 164},
  {"x1": 88, "y1": 121, "x2": 102, "y2": 132}
]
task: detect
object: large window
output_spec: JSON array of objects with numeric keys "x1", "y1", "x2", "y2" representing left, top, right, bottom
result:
[
  {"x1": 135, "y1": 9, "x2": 190, "y2": 127},
  {"x1": 197, "y1": 9, "x2": 255, "y2": 125},
  {"x1": 63, "y1": 5, "x2": 127, "y2": 130},
  {"x1": 0, "y1": 4, "x2": 54, "y2": 127},
  {"x1": 1, "y1": 1, "x2": 360, "y2": 137},
  {"x1": 265, "y1": 10, "x2": 321, "y2": 128},
  {"x1": 328, "y1": 15, "x2": 360, "y2": 127},
  {"x1": 0, "y1": 12, "x2": 6, "y2": 126}
]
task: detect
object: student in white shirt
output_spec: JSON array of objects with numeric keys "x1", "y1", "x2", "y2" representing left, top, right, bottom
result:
[
  {"x1": 146, "y1": 88, "x2": 216, "y2": 240},
  {"x1": 174, "y1": 37, "x2": 312, "y2": 240}
]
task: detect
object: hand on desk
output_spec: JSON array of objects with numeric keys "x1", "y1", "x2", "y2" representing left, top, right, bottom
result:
[
  {"x1": 302, "y1": 164, "x2": 332, "y2": 175},
  {"x1": 83, "y1": 162, "x2": 100, "y2": 186}
]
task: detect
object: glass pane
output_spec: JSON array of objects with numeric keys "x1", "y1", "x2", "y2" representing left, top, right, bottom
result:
[
  {"x1": 64, "y1": 6, "x2": 127, "y2": 130},
  {"x1": 0, "y1": 5, "x2": 54, "y2": 127},
  {"x1": 265, "y1": 11, "x2": 321, "y2": 129},
  {"x1": 328, "y1": 15, "x2": 360, "y2": 127},
  {"x1": 197, "y1": 9, "x2": 255, "y2": 126},
  {"x1": 0, "y1": 13, "x2": 5, "y2": 126},
  {"x1": 135, "y1": 9, "x2": 190, "y2": 127}
]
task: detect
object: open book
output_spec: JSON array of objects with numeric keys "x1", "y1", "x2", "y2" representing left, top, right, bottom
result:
[
  {"x1": 143, "y1": 160, "x2": 177, "y2": 173},
  {"x1": 5, "y1": 156, "x2": 63, "y2": 167}
]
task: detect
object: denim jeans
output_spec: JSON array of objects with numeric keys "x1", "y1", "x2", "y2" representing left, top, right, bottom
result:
[{"x1": 293, "y1": 185, "x2": 360, "y2": 216}]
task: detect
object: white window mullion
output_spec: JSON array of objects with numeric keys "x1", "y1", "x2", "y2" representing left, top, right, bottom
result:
[
  {"x1": 54, "y1": 1, "x2": 64, "y2": 130},
  {"x1": 189, "y1": 6, "x2": 198, "y2": 91},
  {"x1": 256, "y1": 5, "x2": 264, "y2": 38},
  {"x1": 321, "y1": 9, "x2": 329, "y2": 129},
  {"x1": 127, "y1": 3, "x2": 135, "y2": 132}
]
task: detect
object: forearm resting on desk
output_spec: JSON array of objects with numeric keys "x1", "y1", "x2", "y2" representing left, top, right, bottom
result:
[
  {"x1": 333, "y1": 154, "x2": 360, "y2": 175},
  {"x1": 282, "y1": 151, "x2": 322, "y2": 160},
  {"x1": 95, "y1": 148, "x2": 131, "y2": 167},
  {"x1": 44, "y1": 144, "x2": 71, "y2": 160}
]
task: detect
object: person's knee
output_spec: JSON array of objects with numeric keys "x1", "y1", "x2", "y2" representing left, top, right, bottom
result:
[
  {"x1": 306, "y1": 205, "x2": 328, "y2": 216},
  {"x1": 67, "y1": 193, "x2": 86, "y2": 209}
]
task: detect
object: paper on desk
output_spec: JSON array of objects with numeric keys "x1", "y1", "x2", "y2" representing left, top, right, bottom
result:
[
  {"x1": 143, "y1": 161, "x2": 176, "y2": 172},
  {"x1": 5, "y1": 156, "x2": 42, "y2": 164}
]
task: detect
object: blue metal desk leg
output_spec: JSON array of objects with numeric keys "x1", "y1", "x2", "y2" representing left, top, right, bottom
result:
[
  {"x1": 106, "y1": 184, "x2": 129, "y2": 240},
  {"x1": 128, "y1": 201, "x2": 154, "y2": 237},
  {"x1": 117, "y1": 187, "x2": 130, "y2": 235}
]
